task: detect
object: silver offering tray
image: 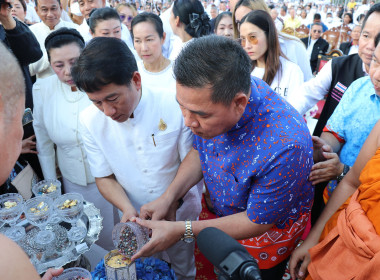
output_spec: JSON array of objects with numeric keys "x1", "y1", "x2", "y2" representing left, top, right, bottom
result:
[{"x1": 2, "y1": 201, "x2": 103, "y2": 274}]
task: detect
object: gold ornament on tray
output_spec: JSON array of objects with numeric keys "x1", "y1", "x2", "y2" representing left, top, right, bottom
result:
[{"x1": 158, "y1": 118, "x2": 167, "y2": 131}]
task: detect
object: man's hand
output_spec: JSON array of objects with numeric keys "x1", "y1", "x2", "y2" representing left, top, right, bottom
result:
[
  {"x1": 120, "y1": 207, "x2": 138, "y2": 223},
  {"x1": 309, "y1": 152, "x2": 343, "y2": 185},
  {"x1": 0, "y1": 0, "x2": 16, "y2": 29},
  {"x1": 289, "y1": 233, "x2": 321, "y2": 280},
  {"x1": 312, "y1": 136, "x2": 333, "y2": 163},
  {"x1": 21, "y1": 135, "x2": 38, "y2": 154},
  {"x1": 130, "y1": 218, "x2": 184, "y2": 261},
  {"x1": 41, "y1": 268, "x2": 64, "y2": 280},
  {"x1": 139, "y1": 195, "x2": 174, "y2": 221}
]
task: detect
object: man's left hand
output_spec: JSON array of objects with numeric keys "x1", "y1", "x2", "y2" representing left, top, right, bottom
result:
[
  {"x1": 130, "y1": 218, "x2": 184, "y2": 261},
  {"x1": 309, "y1": 151, "x2": 343, "y2": 185}
]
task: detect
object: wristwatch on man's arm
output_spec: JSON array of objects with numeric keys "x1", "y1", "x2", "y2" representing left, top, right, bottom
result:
[
  {"x1": 337, "y1": 164, "x2": 350, "y2": 182},
  {"x1": 181, "y1": 220, "x2": 195, "y2": 243}
]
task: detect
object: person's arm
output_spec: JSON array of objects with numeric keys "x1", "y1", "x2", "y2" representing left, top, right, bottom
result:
[
  {"x1": 287, "y1": 59, "x2": 333, "y2": 116},
  {"x1": 139, "y1": 147, "x2": 203, "y2": 220},
  {"x1": 0, "y1": 234, "x2": 41, "y2": 279},
  {"x1": 1, "y1": 2, "x2": 42, "y2": 66},
  {"x1": 132, "y1": 211, "x2": 273, "y2": 260},
  {"x1": 289, "y1": 120, "x2": 380, "y2": 280},
  {"x1": 136, "y1": 142, "x2": 312, "y2": 260},
  {"x1": 95, "y1": 175, "x2": 137, "y2": 222}
]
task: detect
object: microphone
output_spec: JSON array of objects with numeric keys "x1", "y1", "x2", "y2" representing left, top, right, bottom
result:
[{"x1": 197, "y1": 227, "x2": 262, "y2": 280}]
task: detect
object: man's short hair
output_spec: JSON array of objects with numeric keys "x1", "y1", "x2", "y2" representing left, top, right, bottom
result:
[
  {"x1": 35, "y1": 0, "x2": 61, "y2": 8},
  {"x1": 313, "y1": 13, "x2": 321, "y2": 20},
  {"x1": 0, "y1": 42, "x2": 25, "y2": 123},
  {"x1": 71, "y1": 37, "x2": 137, "y2": 93},
  {"x1": 173, "y1": 35, "x2": 251, "y2": 105}
]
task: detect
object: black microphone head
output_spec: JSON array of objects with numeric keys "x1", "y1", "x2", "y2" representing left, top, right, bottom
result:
[{"x1": 196, "y1": 227, "x2": 251, "y2": 267}]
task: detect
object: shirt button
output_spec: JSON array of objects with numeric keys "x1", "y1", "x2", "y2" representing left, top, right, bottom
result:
[
  {"x1": 137, "y1": 146, "x2": 142, "y2": 150},
  {"x1": 143, "y1": 169, "x2": 148, "y2": 173},
  {"x1": 149, "y1": 190, "x2": 153, "y2": 193}
]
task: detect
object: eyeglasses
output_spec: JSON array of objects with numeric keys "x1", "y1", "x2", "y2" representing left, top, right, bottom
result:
[
  {"x1": 237, "y1": 35, "x2": 259, "y2": 48},
  {"x1": 312, "y1": 30, "x2": 322, "y2": 33},
  {"x1": 119, "y1": 15, "x2": 133, "y2": 22}
]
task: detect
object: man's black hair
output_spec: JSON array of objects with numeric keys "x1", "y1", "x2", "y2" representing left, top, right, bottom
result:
[
  {"x1": 174, "y1": 35, "x2": 251, "y2": 105},
  {"x1": 71, "y1": 37, "x2": 137, "y2": 93}
]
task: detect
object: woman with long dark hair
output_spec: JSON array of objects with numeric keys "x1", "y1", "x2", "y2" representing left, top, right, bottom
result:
[
  {"x1": 233, "y1": 0, "x2": 313, "y2": 82},
  {"x1": 239, "y1": 10, "x2": 304, "y2": 99},
  {"x1": 169, "y1": 0, "x2": 211, "y2": 60}
]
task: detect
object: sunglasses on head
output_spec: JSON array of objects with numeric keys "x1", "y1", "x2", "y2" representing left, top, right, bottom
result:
[
  {"x1": 237, "y1": 35, "x2": 259, "y2": 48},
  {"x1": 120, "y1": 15, "x2": 133, "y2": 22}
]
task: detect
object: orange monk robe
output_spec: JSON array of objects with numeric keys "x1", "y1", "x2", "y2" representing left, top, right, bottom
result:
[{"x1": 306, "y1": 148, "x2": 380, "y2": 280}]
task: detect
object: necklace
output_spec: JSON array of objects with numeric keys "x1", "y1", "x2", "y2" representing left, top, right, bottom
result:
[{"x1": 61, "y1": 82, "x2": 86, "y2": 103}]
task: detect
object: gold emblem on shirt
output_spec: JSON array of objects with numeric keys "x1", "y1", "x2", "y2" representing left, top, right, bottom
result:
[{"x1": 158, "y1": 118, "x2": 167, "y2": 131}]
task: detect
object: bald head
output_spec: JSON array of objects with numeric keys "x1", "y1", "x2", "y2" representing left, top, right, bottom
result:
[
  {"x1": 0, "y1": 42, "x2": 25, "y2": 122},
  {"x1": 0, "y1": 42, "x2": 25, "y2": 185}
]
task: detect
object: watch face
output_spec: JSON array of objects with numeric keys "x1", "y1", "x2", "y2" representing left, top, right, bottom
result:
[{"x1": 183, "y1": 237, "x2": 195, "y2": 243}]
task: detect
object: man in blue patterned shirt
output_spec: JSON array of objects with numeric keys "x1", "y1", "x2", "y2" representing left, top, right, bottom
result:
[{"x1": 133, "y1": 35, "x2": 314, "y2": 280}]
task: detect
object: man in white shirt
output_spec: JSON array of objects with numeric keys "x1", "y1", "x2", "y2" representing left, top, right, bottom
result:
[
  {"x1": 29, "y1": 0, "x2": 78, "y2": 79},
  {"x1": 72, "y1": 37, "x2": 203, "y2": 280}
]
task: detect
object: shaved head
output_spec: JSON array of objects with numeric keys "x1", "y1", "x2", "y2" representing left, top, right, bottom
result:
[{"x1": 0, "y1": 42, "x2": 25, "y2": 184}]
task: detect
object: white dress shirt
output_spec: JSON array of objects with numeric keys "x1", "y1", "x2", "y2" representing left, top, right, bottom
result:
[
  {"x1": 287, "y1": 59, "x2": 368, "y2": 115},
  {"x1": 29, "y1": 20, "x2": 79, "y2": 79},
  {"x1": 80, "y1": 85, "x2": 203, "y2": 220},
  {"x1": 33, "y1": 75, "x2": 94, "y2": 186},
  {"x1": 251, "y1": 56, "x2": 304, "y2": 100}
]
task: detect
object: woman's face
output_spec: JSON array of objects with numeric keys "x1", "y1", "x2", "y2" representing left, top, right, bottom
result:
[
  {"x1": 344, "y1": 14, "x2": 351, "y2": 24},
  {"x1": 216, "y1": 16, "x2": 234, "y2": 38},
  {"x1": 239, "y1": 22, "x2": 267, "y2": 64},
  {"x1": 50, "y1": 43, "x2": 81, "y2": 86},
  {"x1": 11, "y1": 0, "x2": 26, "y2": 22},
  {"x1": 301, "y1": 10, "x2": 307, "y2": 19},
  {"x1": 92, "y1": 19, "x2": 122, "y2": 39},
  {"x1": 133, "y1": 21, "x2": 164, "y2": 65},
  {"x1": 118, "y1": 6, "x2": 134, "y2": 31}
]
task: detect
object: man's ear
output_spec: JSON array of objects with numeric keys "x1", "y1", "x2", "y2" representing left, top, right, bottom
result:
[{"x1": 232, "y1": 92, "x2": 249, "y2": 115}]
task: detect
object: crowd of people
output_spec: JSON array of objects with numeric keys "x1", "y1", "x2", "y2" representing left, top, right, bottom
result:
[{"x1": 1, "y1": 0, "x2": 380, "y2": 279}]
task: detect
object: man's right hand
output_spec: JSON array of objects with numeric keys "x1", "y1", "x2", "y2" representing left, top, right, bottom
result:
[
  {"x1": 120, "y1": 207, "x2": 138, "y2": 223},
  {"x1": 312, "y1": 136, "x2": 333, "y2": 163},
  {"x1": 0, "y1": 0, "x2": 16, "y2": 29}
]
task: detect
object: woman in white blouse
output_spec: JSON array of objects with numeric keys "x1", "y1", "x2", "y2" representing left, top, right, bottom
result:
[
  {"x1": 33, "y1": 28, "x2": 114, "y2": 250},
  {"x1": 168, "y1": 0, "x2": 211, "y2": 60},
  {"x1": 131, "y1": 13, "x2": 175, "y2": 93},
  {"x1": 239, "y1": 10, "x2": 304, "y2": 100}
]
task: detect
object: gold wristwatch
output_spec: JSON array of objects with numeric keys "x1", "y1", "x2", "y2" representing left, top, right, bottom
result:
[{"x1": 181, "y1": 220, "x2": 195, "y2": 243}]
